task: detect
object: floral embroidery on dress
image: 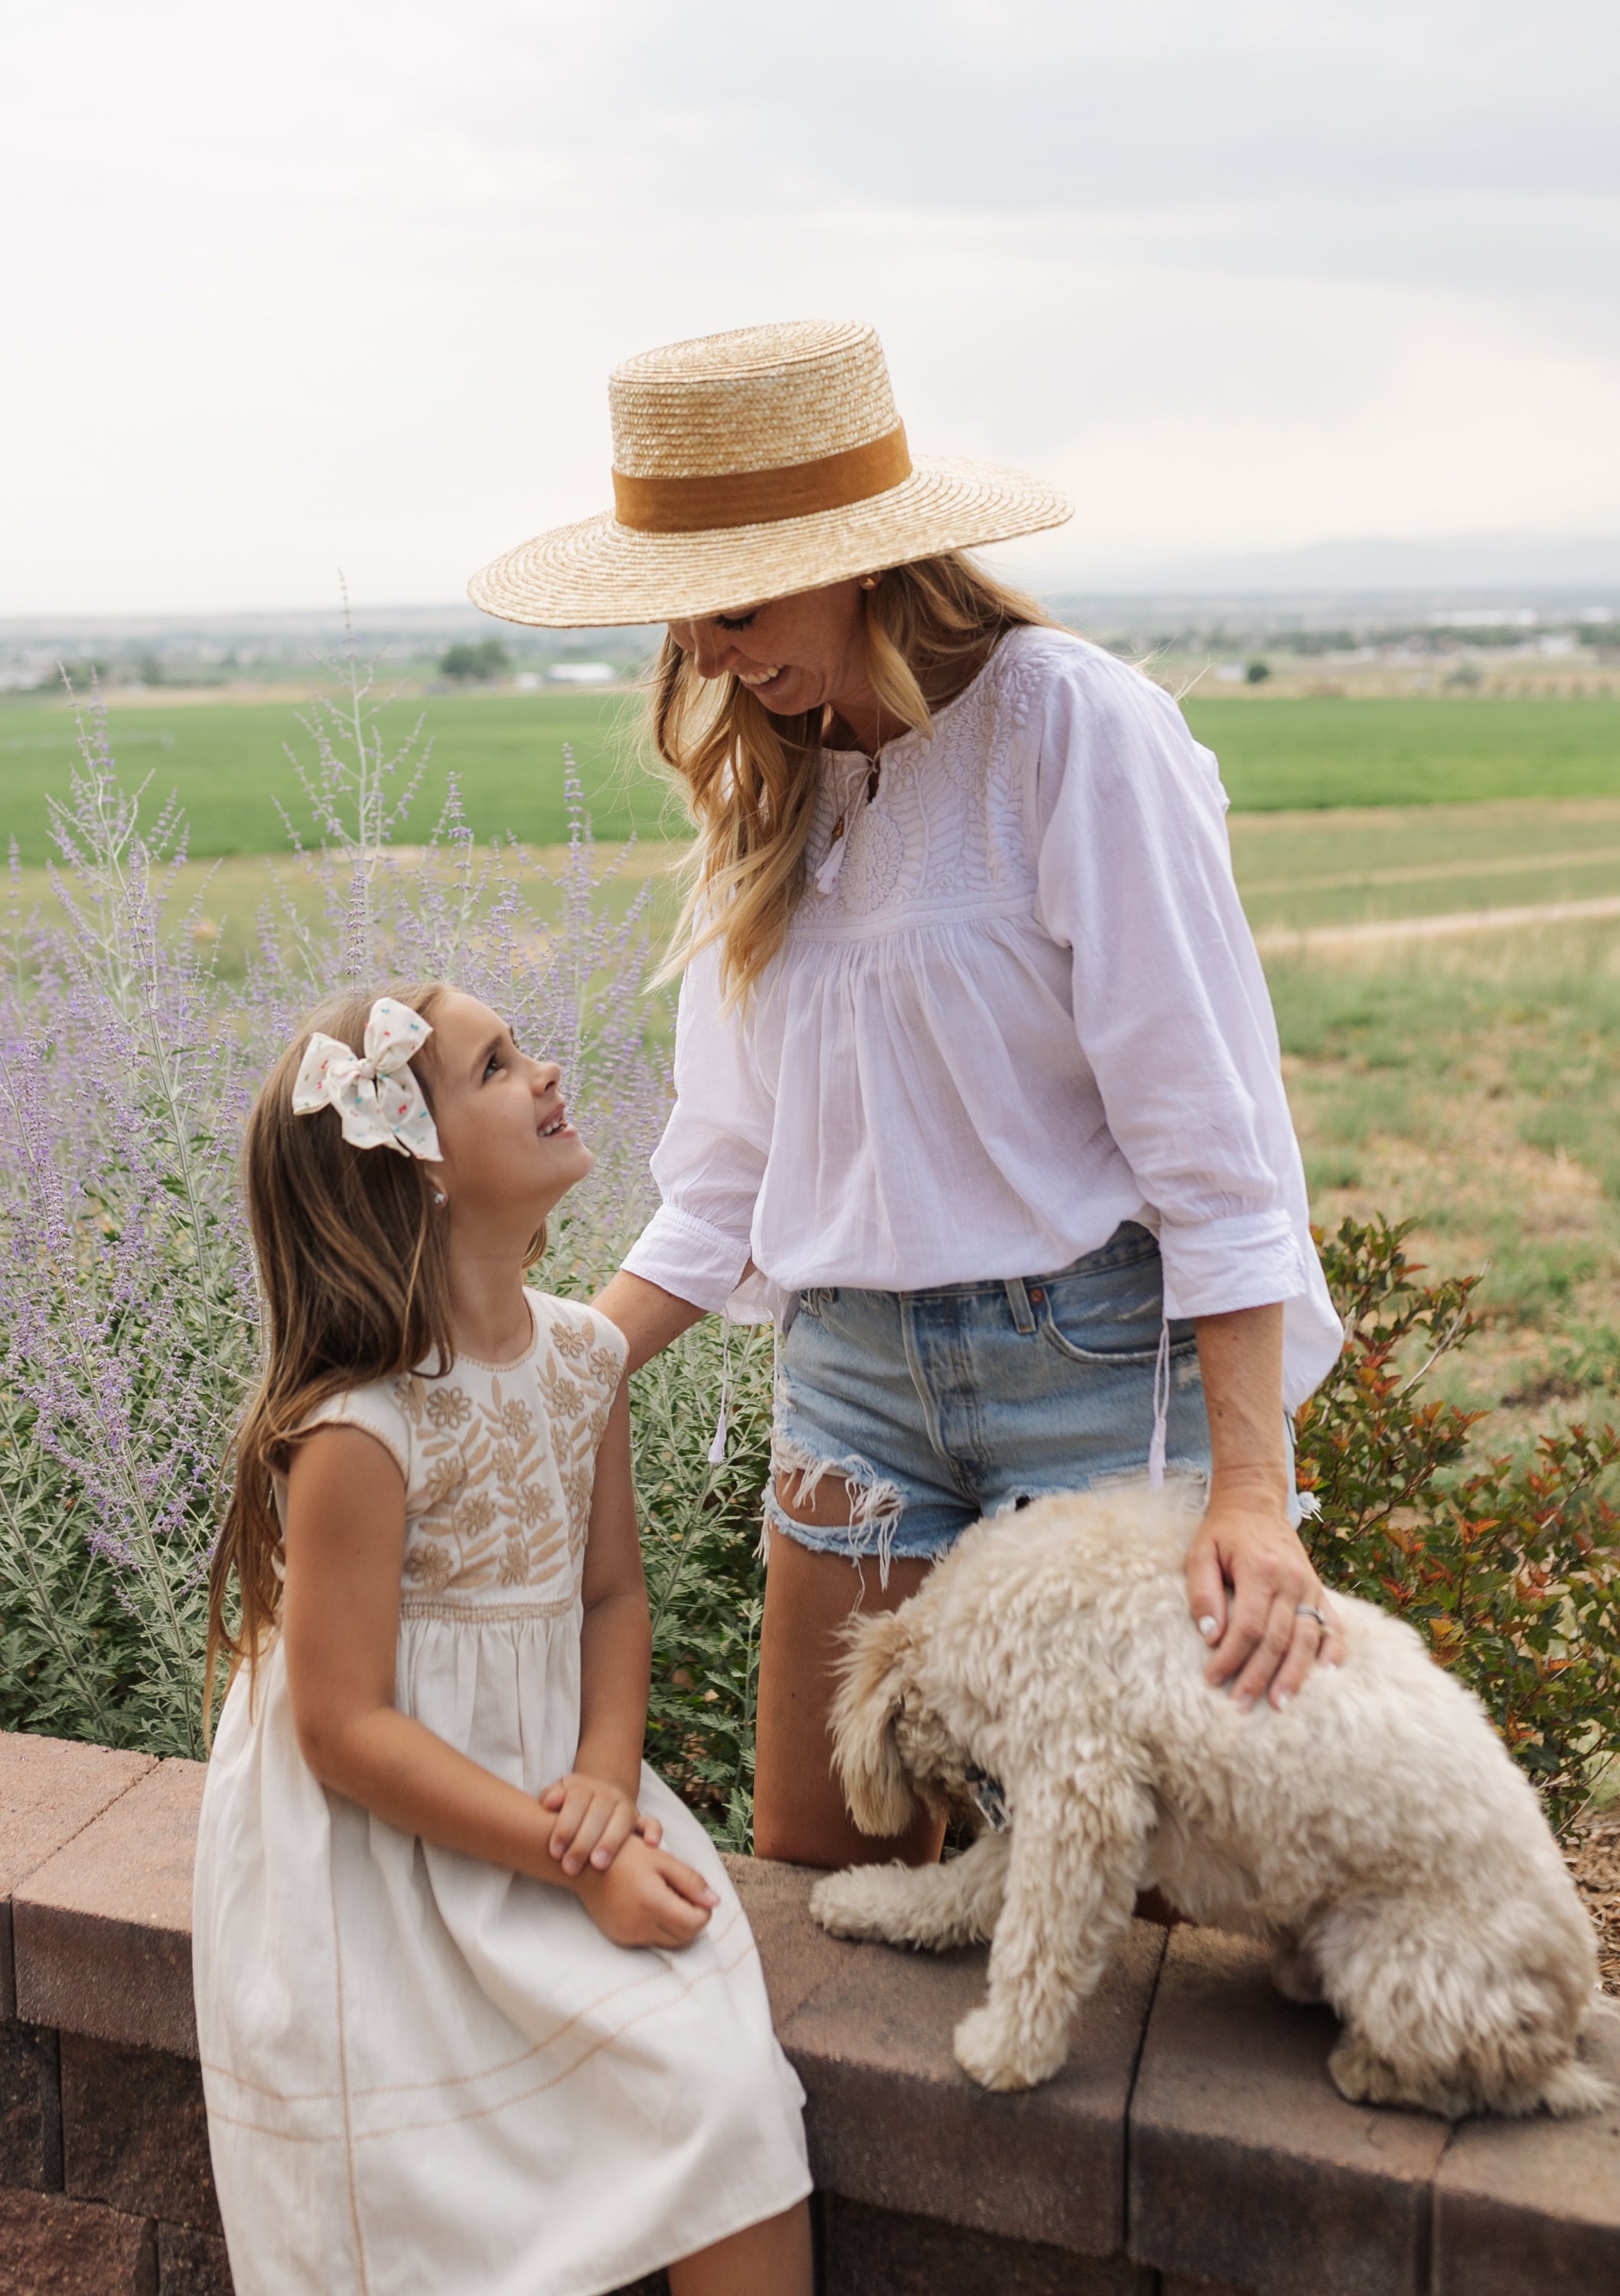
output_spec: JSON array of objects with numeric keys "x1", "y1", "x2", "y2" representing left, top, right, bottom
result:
[
  {"x1": 384, "y1": 1296, "x2": 626, "y2": 1596},
  {"x1": 550, "y1": 1318, "x2": 593, "y2": 1364},
  {"x1": 403, "y1": 1539, "x2": 455, "y2": 1592}
]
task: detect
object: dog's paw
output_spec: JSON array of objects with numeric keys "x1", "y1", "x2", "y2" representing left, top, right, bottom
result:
[
  {"x1": 810, "y1": 1864, "x2": 914, "y2": 1942},
  {"x1": 951, "y1": 2003, "x2": 1065, "y2": 2092},
  {"x1": 1328, "y1": 2033, "x2": 1452, "y2": 2115}
]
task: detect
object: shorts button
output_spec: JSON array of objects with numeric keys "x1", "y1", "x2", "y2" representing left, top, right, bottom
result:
[{"x1": 1029, "y1": 1287, "x2": 1045, "y2": 1303}]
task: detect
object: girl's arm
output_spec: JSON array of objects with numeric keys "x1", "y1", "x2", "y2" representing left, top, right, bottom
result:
[
  {"x1": 281, "y1": 1424, "x2": 715, "y2": 1948},
  {"x1": 538, "y1": 1379, "x2": 659, "y2": 1872},
  {"x1": 1186, "y1": 1303, "x2": 1343, "y2": 1711}
]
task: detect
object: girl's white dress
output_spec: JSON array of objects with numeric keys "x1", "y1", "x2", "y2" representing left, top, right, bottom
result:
[{"x1": 193, "y1": 1291, "x2": 810, "y2": 2296}]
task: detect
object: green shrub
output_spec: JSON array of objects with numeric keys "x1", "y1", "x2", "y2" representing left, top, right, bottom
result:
[
  {"x1": 1296, "y1": 1216, "x2": 1620, "y2": 1828},
  {"x1": 632, "y1": 1321, "x2": 773, "y2": 1851}
]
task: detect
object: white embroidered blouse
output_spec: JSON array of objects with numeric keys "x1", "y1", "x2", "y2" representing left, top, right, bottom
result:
[{"x1": 622, "y1": 625, "x2": 1341, "y2": 1408}]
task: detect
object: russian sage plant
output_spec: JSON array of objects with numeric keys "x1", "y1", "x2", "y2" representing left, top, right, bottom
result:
[{"x1": 0, "y1": 660, "x2": 769, "y2": 1818}]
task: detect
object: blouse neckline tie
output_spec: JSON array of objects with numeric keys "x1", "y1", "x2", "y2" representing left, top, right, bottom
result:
[{"x1": 813, "y1": 758, "x2": 882, "y2": 897}]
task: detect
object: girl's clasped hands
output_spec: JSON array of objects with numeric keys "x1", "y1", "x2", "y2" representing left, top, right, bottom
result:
[{"x1": 539, "y1": 1768, "x2": 717, "y2": 1949}]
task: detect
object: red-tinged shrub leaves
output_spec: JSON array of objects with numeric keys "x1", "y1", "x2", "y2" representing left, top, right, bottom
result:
[{"x1": 1296, "y1": 1217, "x2": 1620, "y2": 1828}]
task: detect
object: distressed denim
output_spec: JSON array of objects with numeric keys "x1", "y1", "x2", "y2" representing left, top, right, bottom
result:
[{"x1": 768, "y1": 1221, "x2": 1214, "y2": 1569}]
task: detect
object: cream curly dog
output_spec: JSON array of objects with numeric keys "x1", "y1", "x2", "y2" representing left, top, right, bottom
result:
[{"x1": 809, "y1": 1481, "x2": 1606, "y2": 2115}]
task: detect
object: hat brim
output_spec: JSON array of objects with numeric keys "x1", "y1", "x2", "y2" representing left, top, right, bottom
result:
[{"x1": 466, "y1": 456, "x2": 1074, "y2": 629}]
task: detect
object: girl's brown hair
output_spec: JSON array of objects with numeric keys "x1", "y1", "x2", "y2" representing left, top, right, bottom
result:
[
  {"x1": 207, "y1": 983, "x2": 474, "y2": 1720},
  {"x1": 650, "y1": 551, "x2": 1056, "y2": 1004}
]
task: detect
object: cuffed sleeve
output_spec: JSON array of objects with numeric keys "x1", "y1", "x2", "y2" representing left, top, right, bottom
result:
[
  {"x1": 1156, "y1": 1206, "x2": 1308, "y2": 1324},
  {"x1": 621, "y1": 1204, "x2": 753, "y2": 1313}
]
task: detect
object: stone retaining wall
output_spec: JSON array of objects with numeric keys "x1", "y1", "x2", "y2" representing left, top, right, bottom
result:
[{"x1": 2, "y1": 1730, "x2": 1617, "y2": 2295}]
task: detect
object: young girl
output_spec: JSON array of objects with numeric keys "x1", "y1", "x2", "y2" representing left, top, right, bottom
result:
[{"x1": 194, "y1": 985, "x2": 812, "y2": 2296}]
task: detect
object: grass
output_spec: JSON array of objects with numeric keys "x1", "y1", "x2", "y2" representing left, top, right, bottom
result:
[
  {"x1": 1228, "y1": 796, "x2": 1620, "y2": 931},
  {"x1": 1269, "y1": 914, "x2": 1620, "y2": 1455},
  {"x1": 0, "y1": 688, "x2": 671, "y2": 865},
  {"x1": 2, "y1": 687, "x2": 1617, "y2": 865},
  {"x1": 1183, "y1": 696, "x2": 1620, "y2": 812}
]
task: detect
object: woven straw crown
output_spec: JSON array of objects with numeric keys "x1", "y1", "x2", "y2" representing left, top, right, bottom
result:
[
  {"x1": 468, "y1": 320, "x2": 1071, "y2": 628},
  {"x1": 611, "y1": 320, "x2": 899, "y2": 476}
]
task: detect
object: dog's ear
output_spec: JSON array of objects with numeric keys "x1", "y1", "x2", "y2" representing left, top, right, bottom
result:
[{"x1": 829, "y1": 1608, "x2": 917, "y2": 1838}]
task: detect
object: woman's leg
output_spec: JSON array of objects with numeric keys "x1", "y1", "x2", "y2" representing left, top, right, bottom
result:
[
  {"x1": 667, "y1": 2198, "x2": 813, "y2": 2296},
  {"x1": 755, "y1": 1480, "x2": 945, "y2": 1869}
]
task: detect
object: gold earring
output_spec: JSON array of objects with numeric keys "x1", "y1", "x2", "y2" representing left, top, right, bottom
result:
[{"x1": 859, "y1": 572, "x2": 882, "y2": 590}]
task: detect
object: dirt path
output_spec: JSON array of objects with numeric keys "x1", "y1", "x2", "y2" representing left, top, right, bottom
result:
[{"x1": 1255, "y1": 892, "x2": 1620, "y2": 954}]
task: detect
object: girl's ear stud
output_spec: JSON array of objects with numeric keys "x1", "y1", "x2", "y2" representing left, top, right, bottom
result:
[
  {"x1": 859, "y1": 572, "x2": 882, "y2": 590},
  {"x1": 433, "y1": 1190, "x2": 448, "y2": 1207}
]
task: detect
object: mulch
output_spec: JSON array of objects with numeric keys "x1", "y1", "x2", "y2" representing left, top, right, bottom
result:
[{"x1": 1566, "y1": 1812, "x2": 1620, "y2": 1993}]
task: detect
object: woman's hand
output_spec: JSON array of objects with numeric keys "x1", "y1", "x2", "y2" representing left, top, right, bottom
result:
[
  {"x1": 572, "y1": 1833, "x2": 719, "y2": 1949},
  {"x1": 1185, "y1": 1475, "x2": 1343, "y2": 1711},
  {"x1": 540, "y1": 1771, "x2": 662, "y2": 1877},
  {"x1": 1189, "y1": 1302, "x2": 1342, "y2": 1711}
]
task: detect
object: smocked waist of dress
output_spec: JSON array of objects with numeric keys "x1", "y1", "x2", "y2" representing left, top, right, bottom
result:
[
  {"x1": 786, "y1": 888, "x2": 1038, "y2": 946},
  {"x1": 398, "y1": 1586, "x2": 582, "y2": 1626}
]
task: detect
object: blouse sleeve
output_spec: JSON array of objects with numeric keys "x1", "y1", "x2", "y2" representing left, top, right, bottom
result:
[
  {"x1": 1032, "y1": 651, "x2": 1312, "y2": 1325},
  {"x1": 620, "y1": 941, "x2": 774, "y2": 1312}
]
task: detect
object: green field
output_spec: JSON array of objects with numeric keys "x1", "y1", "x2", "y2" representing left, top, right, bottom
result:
[
  {"x1": 0, "y1": 690, "x2": 666, "y2": 866},
  {"x1": 1185, "y1": 696, "x2": 1620, "y2": 811},
  {"x1": 2, "y1": 688, "x2": 1618, "y2": 865},
  {"x1": 1230, "y1": 796, "x2": 1620, "y2": 931}
]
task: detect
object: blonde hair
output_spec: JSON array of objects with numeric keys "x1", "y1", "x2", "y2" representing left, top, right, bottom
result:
[
  {"x1": 206, "y1": 982, "x2": 544, "y2": 1722},
  {"x1": 650, "y1": 552, "x2": 1056, "y2": 1003}
]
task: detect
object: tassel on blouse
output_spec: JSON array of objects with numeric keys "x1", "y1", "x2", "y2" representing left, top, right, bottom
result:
[
  {"x1": 1148, "y1": 1316, "x2": 1171, "y2": 1489},
  {"x1": 813, "y1": 819, "x2": 851, "y2": 897},
  {"x1": 813, "y1": 759, "x2": 882, "y2": 898},
  {"x1": 708, "y1": 1314, "x2": 733, "y2": 1466}
]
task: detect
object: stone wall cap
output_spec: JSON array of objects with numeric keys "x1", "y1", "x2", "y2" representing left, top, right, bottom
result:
[
  {"x1": 1432, "y1": 1998, "x2": 1620, "y2": 2295},
  {"x1": 1, "y1": 1730, "x2": 1618, "y2": 2294},
  {"x1": 0, "y1": 1735, "x2": 155, "y2": 1898},
  {"x1": 1130, "y1": 1926, "x2": 1452, "y2": 2296},
  {"x1": 734, "y1": 1855, "x2": 1165, "y2": 2258},
  {"x1": 0, "y1": 1733, "x2": 155, "y2": 2017},
  {"x1": 13, "y1": 1756, "x2": 206, "y2": 2057}
]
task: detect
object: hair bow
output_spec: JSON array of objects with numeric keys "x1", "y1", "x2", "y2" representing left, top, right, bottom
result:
[{"x1": 291, "y1": 997, "x2": 442, "y2": 1161}]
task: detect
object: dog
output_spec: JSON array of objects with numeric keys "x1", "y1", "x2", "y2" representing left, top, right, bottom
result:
[{"x1": 808, "y1": 1480, "x2": 1608, "y2": 2115}]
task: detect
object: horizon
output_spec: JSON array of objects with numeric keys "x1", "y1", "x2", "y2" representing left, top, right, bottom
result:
[{"x1": 5, "y1": 531, "x2": 1620, "y2": 646}]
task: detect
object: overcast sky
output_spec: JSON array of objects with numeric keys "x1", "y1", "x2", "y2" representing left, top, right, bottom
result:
[{"x1": 5, "y1": 0, "x2": 1618, "y2": 614}]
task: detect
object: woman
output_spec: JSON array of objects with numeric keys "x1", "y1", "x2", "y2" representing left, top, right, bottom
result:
[{"x1": 470, "y1": 319, "x2": 1345, "y2": 1870}]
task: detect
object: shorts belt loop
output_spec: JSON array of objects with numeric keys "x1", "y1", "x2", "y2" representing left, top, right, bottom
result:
[{"x1": 1005, "y1": 1276, "x2": 1036, "y2": 1335}]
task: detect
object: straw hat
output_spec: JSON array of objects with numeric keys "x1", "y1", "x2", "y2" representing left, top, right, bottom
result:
[{"x1": 468, "y1": 320, "x2": 1073, "y2": 629}]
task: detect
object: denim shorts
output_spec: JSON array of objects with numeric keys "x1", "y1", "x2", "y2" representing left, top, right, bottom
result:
[{"x1": 767, "y1": 1222, "x2": 1214, "y2": 1568}]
